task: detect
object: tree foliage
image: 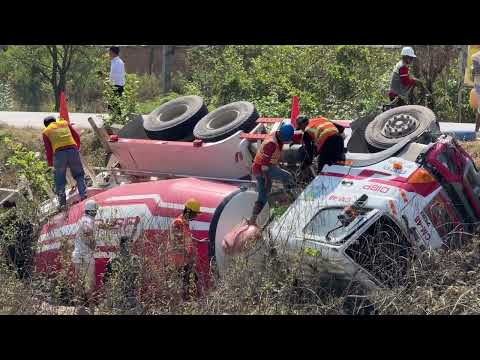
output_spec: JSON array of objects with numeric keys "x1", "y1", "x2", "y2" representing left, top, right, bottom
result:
[
  {"x1": 0, "y1": 80, "x2": 12, "y2": 111},
  {"x1": 178, "y1": 45, "x2": 398, "y2": 119},
  {"x1": 0, "y1": 46, "x2": 104, "y2": 111},
  {"x1": 2, "y1": 137, "x2": 52, "y2": 201}
]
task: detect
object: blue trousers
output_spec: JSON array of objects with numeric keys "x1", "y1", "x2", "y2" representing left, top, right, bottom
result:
[
  {"x1": 255, "y1": 166, "x2": 294, "y2": 206},
  {"x1": 53, "y1": 148, "x2": 87, "y2": 205}
]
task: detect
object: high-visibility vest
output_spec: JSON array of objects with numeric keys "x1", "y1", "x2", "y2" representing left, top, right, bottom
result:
[
  {"x1": 305, "y1": 117, "x2": 339, "y2": 153},
  {"x1": 42, "y1": 119, "x2": 77, "y2": 153},
  {"x1": 167, "y1": 214, "x2": 193, "y2": 267},
  {"x1": 253, "y1": 134, "x2": 282, "y2": 167}
]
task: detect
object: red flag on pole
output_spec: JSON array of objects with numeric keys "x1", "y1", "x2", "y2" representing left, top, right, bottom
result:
[
  {"x1": 290, "y1": 95, "x2": 299, "y2": 129},
  {"x1": 59, "y1": 91, "x2": 70, "y2": 123}
]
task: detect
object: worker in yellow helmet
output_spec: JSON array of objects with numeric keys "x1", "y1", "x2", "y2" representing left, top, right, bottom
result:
[{"x1": 167, "y1": 198, "x2": 205, "y2": 299}]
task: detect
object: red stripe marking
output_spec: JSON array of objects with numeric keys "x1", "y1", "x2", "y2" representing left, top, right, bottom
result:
[
  {"x1": 357, "y1": 169, "x2": 392, "y2": 177},
  {"x1": 256, "y1": 117, "x2": 283, "y2": 124},
  {"x1": 319, "y1": 171, "x2": 440, "y2": 197},
  {"x1": 240, "y1": 133, "x2": 269, "y2": 141},
  {"x1": 331, "y1": 120, "x2": 351, "y2": 128}
]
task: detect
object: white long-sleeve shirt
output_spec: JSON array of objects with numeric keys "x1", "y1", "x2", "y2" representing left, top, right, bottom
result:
[
  {"x1": 109, "y1": 56, "x2": 125, "y2": 86},
  {"x1": 72, "y1": 215, "x2": 96, "y2": 263}
]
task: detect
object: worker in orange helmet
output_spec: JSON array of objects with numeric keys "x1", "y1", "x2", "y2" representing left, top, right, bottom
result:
[
  {"x1": 295, "y1": 115, "x2": 346, "y2": 174},
  {"x1": 168, "y1": 198, "x2": 206, "y2": 299}
]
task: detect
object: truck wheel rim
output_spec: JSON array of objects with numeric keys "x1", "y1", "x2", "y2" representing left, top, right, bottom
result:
[{"x1": 381, "y1": 114, "x2": 419, "y2": 139}]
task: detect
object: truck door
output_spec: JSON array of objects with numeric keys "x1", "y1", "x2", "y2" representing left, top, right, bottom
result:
[{"x1": 426, "y1": 142, "x2": 480, "y2": 224}]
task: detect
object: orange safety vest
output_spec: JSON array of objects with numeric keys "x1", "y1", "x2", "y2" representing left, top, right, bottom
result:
[
  {"x1": 167, "y1": 214, "x2": 193, "y2": 267},
  {"x1": 42, "y1": 119, "x2": 77, "y2": 153},
  {"x1": 305, "y1": 117, "x2": 339, "y2": 153},
  {"x1": 253, "y1": 134, "x2": 282, "y2": 167}
]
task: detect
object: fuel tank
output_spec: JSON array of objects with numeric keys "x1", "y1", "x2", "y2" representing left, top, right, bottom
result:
[{"x1": 34, "y1": 177, "x2": 268, "y2": 290}]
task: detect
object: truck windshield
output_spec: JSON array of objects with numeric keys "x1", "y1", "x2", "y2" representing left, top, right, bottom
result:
[{"x1": 303, "y1": 207, "x2": 371, "y2": 244}]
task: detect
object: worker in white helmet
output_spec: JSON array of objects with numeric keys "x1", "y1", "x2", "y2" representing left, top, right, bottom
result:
[
  {"x1": 72, "y1": 199, "x2": 98, "y2": 314},
  {"x1": 388, "y1": 46, "x2": 424, "y2": 107}
]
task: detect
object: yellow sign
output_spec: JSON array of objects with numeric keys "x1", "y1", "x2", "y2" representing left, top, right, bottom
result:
[{"x1": 464, "y1": 45, "x2": 480, "y2": 87}]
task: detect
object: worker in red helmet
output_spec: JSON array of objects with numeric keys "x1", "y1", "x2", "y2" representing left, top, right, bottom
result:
[
  {"x1": 168, "y1": 198, "x2": 203, "y2": 299},
  {"x1": 249, "y1": 124, "x2": 295, "y2": 225},
  {"x1": 295, "y1": 115, "x2": 346, "y2": 174}
]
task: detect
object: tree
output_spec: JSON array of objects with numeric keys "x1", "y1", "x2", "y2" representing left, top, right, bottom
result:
[
  {"x1": 0, "y1": 46, "x2": 101, "y2": 111},
  {"x1": 411, "y1": 45, "x2": 459, "y2": 110}
]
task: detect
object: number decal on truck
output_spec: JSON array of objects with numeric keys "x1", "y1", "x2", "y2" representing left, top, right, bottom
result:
[
  {"x1": 415, "y1": 215, "x2": 431, "y2": 242},
  {"x1": 362, "y1": 184, "x2": 390, "y2": 194}
]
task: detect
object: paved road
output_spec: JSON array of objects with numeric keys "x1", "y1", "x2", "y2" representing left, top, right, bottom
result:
[
  {"x1": 0, "y1": 111, "x2": 105, "y2": 129},
  {"x1": 0, "y1": 111, "x2": 477, "y2": 139}
]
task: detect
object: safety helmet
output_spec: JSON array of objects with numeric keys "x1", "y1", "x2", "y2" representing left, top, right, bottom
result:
[
  {"x1": 401, "y1": 47, "x2": 416, "y2": 58},
  {"x1": 278, "y1": 123, "x2": 294, "y2": 142},
  {"x1": 43, "y1": 115, "x2": 56, "y2": 128},
  {"x1": 185, "y1": 198, "x2": 200, "y2": 213},
  {"x1": 295, "y1": 115, "x2": 309, "y2": 130},
  {"x1": 84, "y1": 199, "x2": 98, "y2": 213}
]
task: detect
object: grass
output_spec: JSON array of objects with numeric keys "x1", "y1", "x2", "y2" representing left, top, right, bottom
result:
[
  {"x1": 0, "y1": 125, "x2": 107, "y2": 190},
  {"x1": 2, "y1": 128, "x2": 480, "y2": 314}
]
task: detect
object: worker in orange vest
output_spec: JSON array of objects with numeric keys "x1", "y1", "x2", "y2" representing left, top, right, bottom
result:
[
  {"x1": 42, "y1": 116, "x2": 87, "y2": 208},
  {"x1": 168, "y1": 198, "x2": 205, "y2": 299},
  {"x1": 295, "y1": 115, "x2": 346, "y2": 174},
  {"x1": 249, "y1": 124, "x2": 295, "y2": 225}
]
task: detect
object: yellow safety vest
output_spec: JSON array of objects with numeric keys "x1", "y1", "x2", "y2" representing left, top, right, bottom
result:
[{"x1": 42, "y1": 119, "x2": 77, "y2": 153}]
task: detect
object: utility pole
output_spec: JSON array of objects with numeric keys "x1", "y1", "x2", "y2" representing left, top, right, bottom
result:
[{"x1": 162, "y1": 45, "x2": 174, "y2": 93}]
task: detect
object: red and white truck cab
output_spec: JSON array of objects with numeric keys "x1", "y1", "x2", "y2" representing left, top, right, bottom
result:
[{"x1": 269, "y1": 134, "x2": 480, "y2": 289}]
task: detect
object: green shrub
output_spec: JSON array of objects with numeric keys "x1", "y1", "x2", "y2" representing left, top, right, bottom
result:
[
  {"x1": 102, "y1": 73, "x2": 139, "y2": 128},
  {"x1": 0, "y1": 81, "x2": 12, "y2": 111},
  {"x1": 137, "y1": 92, "x2": 181, "y2": 114},
  {"x1": 136, "y1": 74, "x2": 163, "y2": 102}
]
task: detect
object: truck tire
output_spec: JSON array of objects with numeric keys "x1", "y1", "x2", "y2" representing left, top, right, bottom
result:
[
  {"x1": 193, "y1": 101, "x2": 258, "y2": 143},
  {"x1": 365, "y1": 105, "x2": 439, "y2": 151},
  {"x1": 143, "y1": 95, "x2": 208, "y2": 140}
]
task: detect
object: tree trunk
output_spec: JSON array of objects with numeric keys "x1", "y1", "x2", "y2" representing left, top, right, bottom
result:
[
  {"x1": 457, "y1": 45, "x2": 467, "y2": 122},
  {"x1": 53, "y1": 84, "x2": 60, "y2": 111},
  {"x1": 162, "y1": 45, "x2": 174, "y2": 93},
  {"x1": 148, "y1": 46, "x2": 155, "y2": 75}
]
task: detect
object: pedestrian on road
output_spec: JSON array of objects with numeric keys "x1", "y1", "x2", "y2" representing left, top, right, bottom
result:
[
  {"x1": 42, "y1": 115, "x2": 87, "y2": 208},
  {"x1": 109, "y1": 46, "x2": 125, "y2": 97}
]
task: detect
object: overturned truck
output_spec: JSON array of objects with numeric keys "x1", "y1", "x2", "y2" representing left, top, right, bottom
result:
[{"x1": 29, "y1": 96, "x2": 480, "y2": 295}]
